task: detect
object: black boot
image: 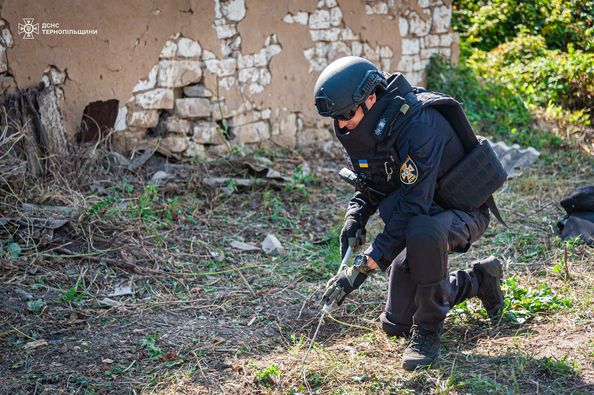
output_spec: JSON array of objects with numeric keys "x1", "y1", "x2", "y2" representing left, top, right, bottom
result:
[
  {"x1": 402, "y1": 324, "x2": 440, "y2": 371},
  {"x1": 473, "y1": 256, "x2": 504, "y2": 319}
]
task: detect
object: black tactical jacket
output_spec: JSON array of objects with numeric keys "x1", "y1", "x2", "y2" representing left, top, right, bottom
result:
[{"x1": 335, "y1": 74, "x2": 466, "y2": 269}]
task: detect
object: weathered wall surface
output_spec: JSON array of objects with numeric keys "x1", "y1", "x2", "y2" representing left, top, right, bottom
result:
[{"x1": 0, "y1": 0, "x2": 457, "y2": 158}]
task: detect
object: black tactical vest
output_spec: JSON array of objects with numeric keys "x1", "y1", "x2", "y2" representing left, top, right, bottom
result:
[{"x1": 336, "y1": 74, "x2": 508, "y2": 224}]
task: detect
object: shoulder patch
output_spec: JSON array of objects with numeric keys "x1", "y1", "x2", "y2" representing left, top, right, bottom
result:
[{"x1": 400, "y1": 156, "x2": 418, "y2": 185}]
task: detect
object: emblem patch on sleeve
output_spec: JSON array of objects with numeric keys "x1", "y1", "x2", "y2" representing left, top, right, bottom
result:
[{"x1": 400, "y1": 156, "x2": 418, "y2": 185}]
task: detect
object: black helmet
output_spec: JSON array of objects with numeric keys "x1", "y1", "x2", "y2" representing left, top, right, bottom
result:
[{"x1": 313, "y1": 56, "x2": 387, "y2": 118}]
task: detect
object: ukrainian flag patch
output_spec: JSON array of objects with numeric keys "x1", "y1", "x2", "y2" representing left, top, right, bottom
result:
[{"x1": 358, "y1": 159, "x2": 369, "y2": 169}]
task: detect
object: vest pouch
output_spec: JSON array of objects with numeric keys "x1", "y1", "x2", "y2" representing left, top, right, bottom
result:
[{"x1": 436, "y1": 137, "x2": 507, "y2": 212}]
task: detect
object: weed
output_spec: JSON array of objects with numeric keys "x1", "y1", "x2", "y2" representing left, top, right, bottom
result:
[
  {"x1": 535, "y1": 356, "x2": 578, "y2": 379},
  {"x1": 1, "y1": 241, "x2": 22, "y2": 260},
  {"x1": 501, "y1": 277, "x2": 572, "y2": 324},
  {"x1": 254, "y1": 364, "x2": 281, "y2": 386},
  {"x1": 26, "y1": 299, "x2": 46, "y2": 313},
  {"x1": 141, "y1": 335, "x2": 162, "y2": 361},
  {"x1": 62, "y1": 278, "x2": 86, "y2": 303}
]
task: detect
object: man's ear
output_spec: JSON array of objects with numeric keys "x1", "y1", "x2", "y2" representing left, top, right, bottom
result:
[{"x1": 365, "y1": 93, "x2": 377, "y2": 109}]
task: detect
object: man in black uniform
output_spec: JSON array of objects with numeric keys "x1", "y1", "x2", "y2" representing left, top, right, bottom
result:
[{"x1": 315, "y1": 56, "x2": 505, "y2": 370}]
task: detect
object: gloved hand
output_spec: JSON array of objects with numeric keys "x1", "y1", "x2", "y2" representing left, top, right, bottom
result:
[
  {"x1": 340, "y1": 217, "x2": 366, "y2": 258},
  {"x1": 322, "y1": 266, "x2": 368, "y2": 307}
]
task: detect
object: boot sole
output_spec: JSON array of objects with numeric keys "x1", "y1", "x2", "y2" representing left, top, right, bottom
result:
[{"x1": 402, "y1": 357, "x2": 438, "y2": 371}]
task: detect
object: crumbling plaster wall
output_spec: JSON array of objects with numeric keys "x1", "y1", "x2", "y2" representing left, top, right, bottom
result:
[{"x1": 0, "y1": 0, "x2": 458, "y2": 158}]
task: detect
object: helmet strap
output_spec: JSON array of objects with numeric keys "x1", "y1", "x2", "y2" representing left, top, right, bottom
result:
[{"x1": 361, "y1": 102, "x2": 369, "y2": 116}]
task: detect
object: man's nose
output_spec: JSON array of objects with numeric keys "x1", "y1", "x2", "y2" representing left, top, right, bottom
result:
[{"x1": 337, "y1": 119, "x2": 348, "y2": 129}]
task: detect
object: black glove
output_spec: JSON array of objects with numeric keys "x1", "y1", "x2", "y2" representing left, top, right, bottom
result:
[
  {"x1": 340, "y1": 217, "x2": 366, "y2": 258},
  {"x1": 321, "y1": 266, "x2": 368, "y2": 306}
]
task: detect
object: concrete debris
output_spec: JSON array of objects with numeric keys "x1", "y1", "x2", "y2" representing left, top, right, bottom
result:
[
  {"x1": 150, "y1": 170, "x2": 173, "y2": 182},
  {"x1": 489, "y1": 140, "x2": 540, "y2": 178},
  {"x1": 108, "y1": 286, "x2": 134, "y2": 297},
  {"x1": 261, "y1": 234, "x2": 284, "y2": 255},
  {"x1": 230, "y1": 240, "x2": 260, "y2": 251}
]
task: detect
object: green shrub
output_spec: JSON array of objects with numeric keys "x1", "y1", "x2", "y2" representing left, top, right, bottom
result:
[
  {"x1": 467, "y1": 29, "x2": 594, "y2": 115},
  {"x1": 425, "y1": 55, "x2": 534, "y2": 142},
  {"x1": 453, "y1": 0, "x2": 594, "y2": 52}
]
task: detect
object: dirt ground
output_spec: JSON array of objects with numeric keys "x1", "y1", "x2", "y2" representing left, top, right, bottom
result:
[{"x1": 0, "y1": 140, "x2": 593, "y2": 394}]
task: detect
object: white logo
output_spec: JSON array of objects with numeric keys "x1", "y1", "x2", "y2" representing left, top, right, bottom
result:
[{"x1": 18, "y1": 18, "x2": 40, "y2": 39}]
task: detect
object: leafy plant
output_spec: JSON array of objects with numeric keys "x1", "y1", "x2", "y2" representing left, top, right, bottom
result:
[
  {"x1": 141, "y1": 335, "x2": 162, "y2": 360},
  {"x1": 501, "y1": 277, "x2": 572, "y2": 324},
  {"x1": 3, "y1": 242, "x2": 22, "y2": 260},
  {"x1": 26, "y1": 299, "x2": 46, "y2": 313},
  {"x1": 63, "y1": 278, "x2": 86, "y2": 303},
  {"x1": 254, "y1": 364, "x2": 281, "y2": 385},
  {"x1": 535, "y1": 356, "x2": 578, "y2": 379}
]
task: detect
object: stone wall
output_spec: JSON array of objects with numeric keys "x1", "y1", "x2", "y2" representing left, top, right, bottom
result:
[{"x1": 0, "y1": 0, "x2": 457, "y2": 159}]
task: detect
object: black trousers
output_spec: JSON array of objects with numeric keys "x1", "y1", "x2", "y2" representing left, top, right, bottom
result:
[{"x1": 380, "y1": 206, "x2": 490, "y2": 336}]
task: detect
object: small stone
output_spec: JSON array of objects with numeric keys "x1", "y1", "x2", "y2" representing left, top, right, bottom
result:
[
  {"x1": 261, "y1": 234, "x2": 284, "y2": 255},
  {"x1": 293, "y1": 11, "x2": 309, "y2": 25},
  {"x1": 233, "y1": 121, "x2": 270, "y2": 144},
  {"x1": 408, "y1": 10, "x2": 432, "y2": 37},
  {"x1": 0, "y1": 46, "x2": 7, "y2": 74},
  {"x1": 440, "y1": 34, "x2": 453, "y2": 47},
  {"x1": 423, "y1": 34, "x2": 441, "y2": 48},
  {"x1": 135, "y1": 89, "x2": 174, "y2": 110},
  {"x1": 309, "y1": 9, "x2": 330, "y2": 29},
  {"x1": 183, "y1": 142, "x2": 206, "y2": 158},
  {"x1": 133, "y1": 65, "x2": 158, "y2": 93},
  {"x1": 99, "y1": 298, "x2": 122, "y2": 307},
  {"x1": 183, "y1": 84, "x2": 211, "y2": 98},
  {"x1": 114, "y1": 107, "x2": 128, "y2": 131},
  {"x1": 310, "y1": 28, "x2": 341, "y2": 42},
  {"x1": 340, "y1": 28, "x2": 358, "y2": 41},
  {"x1": 23, "y1": 339, "x2": 48, "y2": 350},
  {"x1": 127, "y1": 110, "x2": 159, "y2": 128},
  {"x1": 330, "y1": 7, "x2": 342, "y2": 26},
  {"x1": 421, "y1": 48, "x2": 440, "y2": 60},
  {"x1": 219, "y1": 0, "x2": 246, "y2": 21},
  {"x1": 237, "y1": 54, "x2": 254, "y2": 69},
  {"x1": 160, "y1": 136, "x2": 189, "y2": 153},
  {"x1": 230, "y1": 240, "x2": 260, "y2": 251},
  {"x1": 166, "y1": 117, "x2": 191, "y2": 134},
  {"x1": 432, "y1": 5, "x2": 451, "y2": 34},
  {"x1": 327, "y1": 41, "x2": 350, "y2": 59},
  {"x1": 109, "y1": 286, "x2": 133, "y2": 297},
  {"x1": 351, "y1": 41, "x2": 363, "y2": 57},
  {"x1": 175, "y1": 98, "x2": 211, "y2": 118},
  {"x1": 157, "y1": 60, "x2": 202, "y2": 88},
  {"x1": 160, "y1": 40, "x2": 177, "y2": 59},
  {"x1": 363, "y1": 43, "x2": 380, "y2": 62},
  {"x1": 204, "y1": 58, "x2": 237, "y2": 77},
  {"x1": 0, "y1": 75, "x2": 16, "y2": 95},
  {"x1": 193, "y1": 121, "x2": 224, "y2": 144},
  {"x1": 101, "y1": 358, "x2": 115, "y2": 364},
  {"x1": 216, "y1": 23, "x2": 237, "y2": 39},
  {"x1": 283, "y1": 14, "x2": 294, "y2": 24},
  {"x1": 151, "y1": 170, "x2": 173, "y2": 182},
  {"x1": 177, "y1": 37, "x2": 202, "y2": 58},
  {"x1": 399, "y1": 17, "x2": 409, "y2": 36},
  {"x1": 401, "y1": 38, "x2": 420, "y2": 55},
  {"x1": 1, "y1": 28, "x2": 13, "y2": 48}
]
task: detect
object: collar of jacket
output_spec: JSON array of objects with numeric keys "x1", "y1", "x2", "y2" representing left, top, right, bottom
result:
[{"x1": 333, "y1": 89, "x2": 398, "y2": 157}]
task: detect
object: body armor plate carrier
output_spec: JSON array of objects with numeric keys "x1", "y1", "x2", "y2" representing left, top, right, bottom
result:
[{"x1": 337, "y1": 73, "x2": 508, "y2": 226}]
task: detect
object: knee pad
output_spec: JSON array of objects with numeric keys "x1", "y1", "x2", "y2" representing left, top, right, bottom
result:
[{"x1": 406, "y1": 215, "x2": 448, "y2": 287}]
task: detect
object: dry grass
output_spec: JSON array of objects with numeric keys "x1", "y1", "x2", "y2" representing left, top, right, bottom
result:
[{"x1": 0, "y1": 126, "x2": 593, "y2": 394}]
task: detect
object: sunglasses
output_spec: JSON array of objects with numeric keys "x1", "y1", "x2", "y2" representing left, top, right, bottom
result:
[{"x1": 333, "y1": 105, "x2": 360, "y2": 121}]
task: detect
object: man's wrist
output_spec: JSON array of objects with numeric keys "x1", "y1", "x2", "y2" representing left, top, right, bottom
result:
[{"x1": 353, "y1": 254, "x2": 377, "y2": 275}]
